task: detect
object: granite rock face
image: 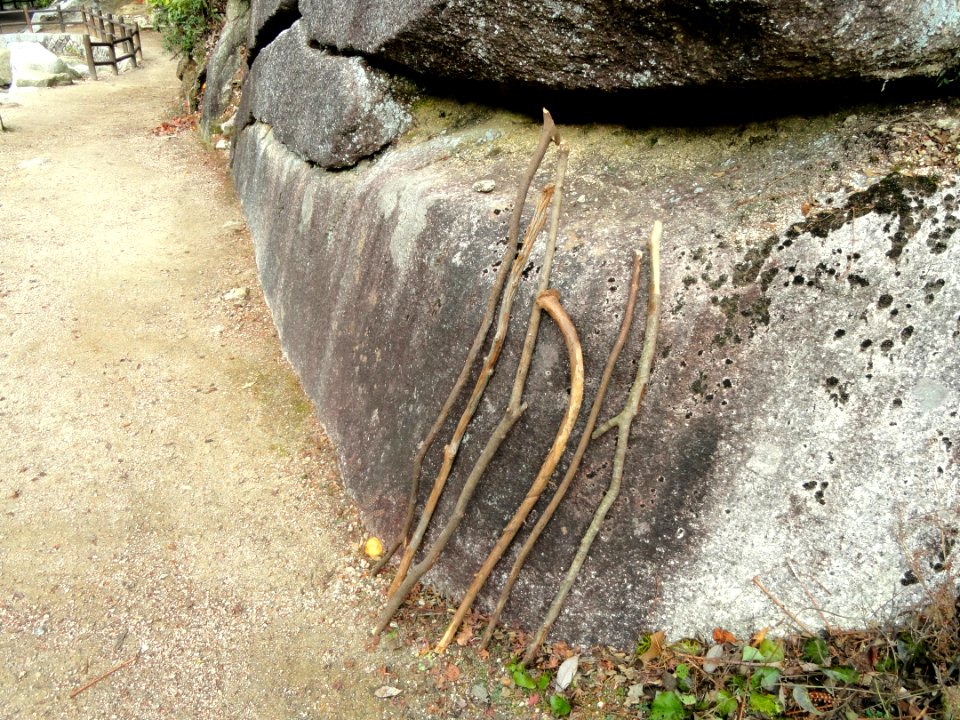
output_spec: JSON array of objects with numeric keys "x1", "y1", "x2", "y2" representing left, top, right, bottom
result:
[
  {"x1": 231, "y1": 102, "x2": 960, "y2": 644},
  {"x1": 236, "y1": 21, "x2": 409, "y2": 169},
  {"x1": 220, "y1": 0, "x2": 960, "y2": 647},
  {"x1": 297, "y1": 0, "x2": 960, "y2": 90}
]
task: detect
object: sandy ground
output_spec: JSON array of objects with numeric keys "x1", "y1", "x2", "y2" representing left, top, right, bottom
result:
[{"x1": 0, "y1": 32, "x2": 518, "y2": 720}]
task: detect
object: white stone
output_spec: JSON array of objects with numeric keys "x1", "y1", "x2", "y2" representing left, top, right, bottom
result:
[
  {"x1": 222, "y1": 286, "x2": 249, "y2": 304},
  {"x1": 9, "y1": 41, "x2": 73, "y2": 78}
]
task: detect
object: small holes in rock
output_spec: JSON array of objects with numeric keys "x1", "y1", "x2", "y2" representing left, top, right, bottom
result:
[
  {"x1": 802, "y1": 480, "x2": 817, "y2": 490},
  {"x1": 893, "y1": 398, "x2": 903, "y2": 408},
  {"x1": 901, "y1": 569, "x2": 919, "y2": 586},
  {"x1": 861, "y1": 339, "x2": 873, "y2": 350},
  {"x1": 825, "y1": 376, "x2": 840, "y2": 387},
  {"x1": 834, "y1": 329, "x2": 846, "y2": 339},
  {"x1": 722, "y1": 378, "x2": 732, "y2": 388},
  {"x1": 880, "y1": 339, "x2": 894, "y2": 352},
  {"x1": 901, "y1": 326, "x2": 914, "y2": 341},
  {"x1": 878, "y1": 293, "x2": 894, "y2": 308}
]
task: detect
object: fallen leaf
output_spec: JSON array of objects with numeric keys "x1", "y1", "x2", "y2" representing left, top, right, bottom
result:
[
  {"x1": 374, "y1": 685, "x2": 402, "y2": 699},
  {"x1": 638, "y1": 631, "x2": 667, "y2": 665},
  {"x1": 455, "y1": 623, "x2": 473, "y2": 646},
  {"x1": 751, "y1": 627, "x2": 769, "y2": 647},
  {"x1": 556, "y1": 655, "x2": 579, "y2": 691},
  {"x1": 712, "y1": 628, "x2": 737, "y2": 644},
  {"x1": 444, "y1": 663, "x2": 461, "y2": 682}
]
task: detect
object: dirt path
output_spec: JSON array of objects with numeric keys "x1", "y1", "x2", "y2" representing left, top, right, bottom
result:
[{"x1": 0, "y1": 32, "x2": 513, "y2": 720}]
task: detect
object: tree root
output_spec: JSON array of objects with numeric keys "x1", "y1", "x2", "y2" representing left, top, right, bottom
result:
[
  {"x1": 522, "y1": 220, "x2": 662, "y2": 667},
  {"x1": 478, "y1": 250, "x2": 645, "y2": 650},
  {"x1": 373, "y1": 110, "x2": 560, "y2": 576}
]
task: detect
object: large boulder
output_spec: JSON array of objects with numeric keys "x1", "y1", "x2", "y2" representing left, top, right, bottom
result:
[
  {"x1": 7, "y1": 41, "x2": 78, "y2": 88},
  {"x1": 0, "y1": 48, "x2": 11, "y2": 87},
  {"x1": 295, "y1": 0, "x2": 960, "y2": 90},
  {"x1": 236, "y1": 21, "x2": 409, "y2": 168},
  {"x1": 231, "y1": 97, "x2": 960, "y2": 645}
]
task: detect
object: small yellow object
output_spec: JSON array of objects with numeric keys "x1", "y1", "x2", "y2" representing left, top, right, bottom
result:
[{"x1": 364, "y1": 537, "x2": 384, "y2": 559}]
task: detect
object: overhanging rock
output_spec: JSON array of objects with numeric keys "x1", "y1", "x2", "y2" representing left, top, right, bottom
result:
[
  {"x1": 231, "y1": 103, "x2": 960, "y2": 645},
  {"x1": 297, "y1": 0, "x2": 960, "y2": 89}
]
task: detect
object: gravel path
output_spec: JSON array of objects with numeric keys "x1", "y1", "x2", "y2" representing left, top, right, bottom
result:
[{"x1": 0, "y1": 32, "x2": 505, "y2": 720}]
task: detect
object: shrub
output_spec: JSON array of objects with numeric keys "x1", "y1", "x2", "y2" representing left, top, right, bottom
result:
[{"x1": 149, "y1": 0, "x2": 218, "y2": 58}]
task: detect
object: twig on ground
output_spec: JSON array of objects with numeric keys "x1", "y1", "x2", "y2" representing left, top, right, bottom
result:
[
  {"x1": 68, "y1": 653, "x2": 139, "y2": 700},
  {"x1": 375, "y1": 110, "x2": 561, "y2": 577},
  {"x1": 436, "y1": 288, "x2": 584, "y2": 653},
  {"x1": 374, "y1": 141, "x2": 570, "y2": 636},
  {"x1": 752, "y1": 575, "x2": 815, "y2": 635},
  {"x1": 479, "y1": 251, "x2": 645, "y2": 650},
  {"x1": 382, "y1": 111, "x2": 561, "y2": 586},
  {"x1": 523, "y1": 221, "x2": 662, "y2": 667},
  {"x1": 786, "y1": 558, "x2": 834, "y2": 634}
]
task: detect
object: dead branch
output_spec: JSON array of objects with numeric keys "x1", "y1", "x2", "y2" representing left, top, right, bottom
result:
[
  {"x1": 376, "y1": 110, "x2": 561, "y2": 577},
  {"x1": 752, "y1": 575, "x2": 814, "y2": 635},
  {"x1": 479, "y1": 251, "x2": 644, "y2": 650},
  {"x1": 386, "y1": 182, "x2": 555, "y2": 596},
  {"x1": 436, "y1": 289, "x2": 584, "y2": 653},
  {"x1": 523, "y1": 220, "x2": 662, "y2": 667},
  {"x1": 69, "y1": 653, "x2": 139, "y2": 700},
  {"x1": 374, "y1": 142, "x2": 570, "y2": 636}
]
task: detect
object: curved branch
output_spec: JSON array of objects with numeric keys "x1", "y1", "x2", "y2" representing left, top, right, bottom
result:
[
  {"x1": 386, "y1": 182, "x2": 555, "y2": 596},
  {"x1": 375, "y1": 110, "x2": 560, "y2": 575},
  {"x1": 522, "y1": 220, "x2": 662, "y2": 667},
  {"x1": 435, "y1": 289, "x2": 584, "y2": 653},
  {"x1": 478, "y1": 250, "x2": 644, "y2": 650},
  {"x1": 374, "y1": 140, "x2": 571, "y2": 636}
]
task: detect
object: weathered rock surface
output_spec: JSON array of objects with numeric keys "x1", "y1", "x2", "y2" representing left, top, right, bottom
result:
[
  {"x1": 247, "y1": 0, "x2": 297, "y2": 60},
  {"x1": 0, "y1": 48, "x2": 11, "y2": 87},
  {"x1": 231, "y1": 98, "x2": 960, "y2": 644},
  {"x1": 6, "y1": 41, "x2": 79, "y2": 88},
  {"x1": 0, "y1": 33, "x2": 128, "y2": 83},
  {"x1": 200, "y1": 0, "x2": 249, "y2": 141},
  {"x1": 297, "y1": 0, "x2": 960, "y2": 90},
  {"x1": 236, "y1": 21, "x2": 409, "y2": 168}
]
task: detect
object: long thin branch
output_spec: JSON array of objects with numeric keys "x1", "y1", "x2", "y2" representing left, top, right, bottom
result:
[
  {"x1": 386, "y1": 182, "x2": 555, "y2": 596},
  {"x1": 522, "y1": 220, "x2": 662, "y2": 667},
  {"x1": 69, "y1": 653, "x2": 139, "y2": 699},
  {"x1": 376, "y1": 110, "x2": 560, "y2": 577},
  {"x1": 479, "y1": 250, "x2": 644, "y2": 650},
  {"x1": 374, "y1": 142, "x2": 571, "y2": 636},
  {"x1": 436, "y1": 289, "x2": 584, "y2": 653}
]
